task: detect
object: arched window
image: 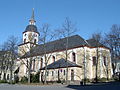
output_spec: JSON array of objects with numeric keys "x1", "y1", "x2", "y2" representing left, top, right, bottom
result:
[
  {"x1": 52, "y1": 56, "x2": 55, "y2": 62},
  {"x1": 27, "y1": 60, "x2": 28, "y2": 68},
  {"x1": 0, "y1": 73, "x2": 1, "y2": 79},
  {"x1": 7, "y1": 74, "x2": 9, "y2": 80},
  {"x1": 47, "y1": 71, "x2": 49, "y2": 76},
  {"x1": 40, "y1": 58, "x2": 43, "y2": 68},
  {"x1": 93, "y1": 56, "x2": 96, "y2": 66},
  {"x1": 71, "y1": 69, "x2": 74, "y2": 81},
  {"x1": 103, "y1": 56, "x2": 106, "y2": 66},
  {"x1": 34, "y1": 39, "x2": 36, "y2": 44},
  {"x1": 3, "y1": 73, "x2": 6, "y2": 80},
  {"x1": 64, "y1": 70, "x2": 66, "y2": 75},
  {"x1": 52, "y1": 71, "x2": 54, "y2": 76},
  {"x1": 24, "y1": 39, "x2": 26, "y2": 43},
  {"x1": 72, "y1": 52, "x2": 76, "y2": 62},
  {"x1": 58, "y1": 70, "x2": 60, "y2": 80},
  {"x1": 33, "y1": 59, "x2": 35, "y2": 71}
]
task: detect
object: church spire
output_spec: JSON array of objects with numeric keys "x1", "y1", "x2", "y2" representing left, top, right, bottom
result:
[
  {"x1": 29, "y1": 8, "x2": 36, "y2": 25},
  {"x1": 31, "y1": 8, "x2": 34, "y2": 20}
]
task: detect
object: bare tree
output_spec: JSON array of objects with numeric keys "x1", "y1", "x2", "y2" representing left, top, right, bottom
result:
[
  {"x1": 90, "y1": 32, "x2": 103, "y2": 82},
  {"x1": 39, "y1": 23, "x2": 56, "y2": 84},
  {"x1": 104, "y1": 24, "x2": 120, "y2": 74},
  {"x1": 0, "y1": 44, "x2": 12, "y2": 81},
  {"x1": 57, "y1": 17, "x2": 77, "y2": 84},
  {"x1": 0, "y1": 50, "x2": 8, "y2": 81},
  {"x1": 1, "y1": 36, "x2": 18, "y2": 83}
]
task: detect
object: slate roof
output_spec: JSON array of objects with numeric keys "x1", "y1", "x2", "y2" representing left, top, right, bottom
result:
[
  {"x1": 23, "y1": 25, "x2": 39, "y2": 34},
  {"x1": 40, "y1": 58, "x2": 82, "y2": 70},
  {"x1": 86, "y1": 39, "x2": 107, "y2": 48},
  {"x1": 22, "y1": 35, "x2": 108, "y2": 58},
  {"x1": 24, "y1": 35, "x2": 89, "y2": 57}
]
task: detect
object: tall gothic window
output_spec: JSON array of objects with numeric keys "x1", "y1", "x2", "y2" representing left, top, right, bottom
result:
[
  {"x1": 52, "y1": 71, "x2": 54, "y2": 76},
  {"x1": 0, "y1": 73, "x2": 1, "y2": 79},
  {"x1": 93, "y1": 56, "x2": 96, "y2": 66},
  {"x1": 71, "y1": 69, "x2": 74, "y2": 81},
  {"x1": 72, "y1": 52, "x2": 76, "y2": 62},
  {"x1": 52, "y1": 56, "x2": 55, "y2": 62},
  {"x1": 7, "y1": 74, "x2": 9, "y2": 80},
  {"x1": 40, "y1": 58, "x2": 43, "y2": 68},
  {"x1": 27, "y1": 60, "x2": 28, "y2": 68},
  {"x1": 64, "y1": 70, "x2": 66, "y2": 75},
  {"x1": 47, "y1": 71, "x2": 49, "y2": 76},
  {"x1": 33, "y1": 59, "x2": 35, "y2": 71},
  {"x1": 58, "y1": 70, "x2": 60, "y2": 80},
  {"x1": 103, "y1": 56, "x2": 106, "y2": 66}
]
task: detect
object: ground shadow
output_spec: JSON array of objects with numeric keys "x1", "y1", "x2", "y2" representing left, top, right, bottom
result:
[{"x1": 66, "y1": 81, "x2": 120, "y2": 90}]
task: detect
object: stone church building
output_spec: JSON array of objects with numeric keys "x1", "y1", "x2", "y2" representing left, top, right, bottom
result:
[{"x1": 18, "y1": 10, "x2": 113, "y2": 84}]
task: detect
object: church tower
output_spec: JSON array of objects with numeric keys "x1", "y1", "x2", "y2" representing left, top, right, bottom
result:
[
  {"x1": 22, "y1": 8, "x2": 39, "y2": 44},
  {"x1": 18, "y1": 9, "x2": 40, "y2": 56}
]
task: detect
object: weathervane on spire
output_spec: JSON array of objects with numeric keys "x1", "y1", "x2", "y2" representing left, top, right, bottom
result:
[{"x1": 29, "y1": 8, "x2": 36, "y2": 25}]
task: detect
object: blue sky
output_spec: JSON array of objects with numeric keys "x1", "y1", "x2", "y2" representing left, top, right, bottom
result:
[{"x1": 0, "y1": 0, "x2": 120, "y2": 45}]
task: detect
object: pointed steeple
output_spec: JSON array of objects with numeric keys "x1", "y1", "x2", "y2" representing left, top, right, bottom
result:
[
  {"x1": 29, "y1": 8, "x2": 36, "y2": 25},
  {"x1": 31, "y1": 8, "x2": 34, "y2": 20}
]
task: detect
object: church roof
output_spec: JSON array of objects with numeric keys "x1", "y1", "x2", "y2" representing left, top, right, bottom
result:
[
  {"x1": 23, "y1": 9, "x2": 39, "y2": 34},
  {"x1": 23, "y1": 25, "x2": 39, "y2": 34},
  {"x1": 86, "y1": 39, "x2": 107, "y2": 47},
  {"x1": 23, "y1": 35, "x2": 88, "y2": 57},
  {"x1": 40, "y1": 58, "x2": 82, "y2": 70},
  {"x1": 22, "y1": 35, "x2": 109, "y2": 58}
]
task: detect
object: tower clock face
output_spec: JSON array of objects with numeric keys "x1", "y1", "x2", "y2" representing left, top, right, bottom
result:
[{"x1": 28, "y1": 33, "x2": 33, "y2": 40}]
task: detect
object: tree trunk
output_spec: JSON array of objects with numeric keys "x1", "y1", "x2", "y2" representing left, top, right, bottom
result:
[
  {"x1": 10, "y1": 69, "x2": 12, "y2": 83},
  {"x1": 66, "y1": 46, "x2": 68, "y2": 84},
  {"x1": 44, "y1": 62, "x2": 47, "y2": 84},
  {"x1": 106, "y1": 61, "x2": 109, "y2": 80},
  {"x1": 28, "y1": 68, "x2": 31, "y2": 83},
  {"x1": 95, "y1": 48, "x2": 99, "y2": 83},
  {"x1": 65, "y1": 35, "x2": 69, "y2": 84},
  {"x1": 28, "y1": 58, "x2": 32, "y2": 83},
  {"x1": 84, "y1": 47, "x2": 86, "y2": 85},
  {"x1": 66, "y1": 61, "x2": 68, "y2": 84},
  {"x1": 10, "y1": 60, "x2": 13, "y2": 84}
]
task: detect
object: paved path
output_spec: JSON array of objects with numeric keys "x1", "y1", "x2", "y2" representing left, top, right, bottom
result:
[
  {"x1": 0, "y1": 82, "x2": 120, "y2": 90},
  {"x1": 0, "y1": 84, "x2": 70, "y2": 90}
]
